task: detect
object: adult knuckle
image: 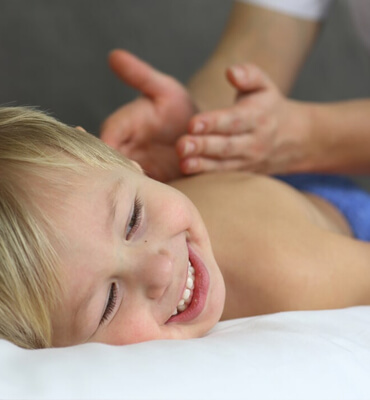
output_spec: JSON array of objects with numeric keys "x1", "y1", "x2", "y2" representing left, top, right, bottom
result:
[
  {"x1": 230, "y1": 114, "x2": 243, "y2": 132},
  {"x1": 221, "y1": 139, "x2": 235, "y2": 157},
  {"x1": 200, "y1": 137, "x2": 210, "y2": 154}
]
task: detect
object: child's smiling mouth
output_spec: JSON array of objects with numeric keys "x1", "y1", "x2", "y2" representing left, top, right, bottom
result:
[{"x1": 166, "y1": 245, "x2": 210, "y2": 324}]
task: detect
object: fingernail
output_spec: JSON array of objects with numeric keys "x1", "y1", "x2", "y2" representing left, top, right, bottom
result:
[
  {"x1": 184, "y1": 140, "x2": 196, "y2": 156},
  {"x1": 192, "y1": 121, "x2": 205, "y2": 134},
  {"x1": 231, "y1": 66, "x2": 246, "y2": 84}
]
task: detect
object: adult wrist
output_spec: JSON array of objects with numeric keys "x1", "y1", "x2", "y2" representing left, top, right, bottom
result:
[{"x1": 279, "y1": 100, "x2": 314, "y2": 173}]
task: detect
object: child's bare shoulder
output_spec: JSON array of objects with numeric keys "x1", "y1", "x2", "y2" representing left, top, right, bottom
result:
[{"x1": 171, "y1": 171, "x2": 314, "y2": 219}]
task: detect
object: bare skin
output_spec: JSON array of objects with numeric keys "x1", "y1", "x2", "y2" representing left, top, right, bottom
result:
[
  {"x1": 181, "y1": 64, "x2": 370, "y2": 176},
  {"x1": 100, "y1": 5, "x2": 370, "y2": 178},
  {"x1": 51, "y1": 166, "x2": 370, "y2": 347},
  {"x1": 100, "y1": 3, "x2": 319, "y2": 181},
  {"x1": 187, "y1": 2, "x2": 319, "y2": 110},
  {"x1": 50, "y1": 163, "x2": 370, "y2": 347},
  {"x1": 171, "y1": 172, "x2": 370, "y2": 319}
]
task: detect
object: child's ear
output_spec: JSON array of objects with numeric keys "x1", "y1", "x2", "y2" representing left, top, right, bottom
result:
[
  {"x1": 75, "y1": 126, "x2": 86, "y2": 132},
  {"x1": 131, "y1": 160, "x2": 144, "y2": 174}
]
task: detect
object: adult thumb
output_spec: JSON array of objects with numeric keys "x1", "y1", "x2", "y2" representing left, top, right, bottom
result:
[
  {"x1": 108, "y1": 49, "x2": 172, "y2": 98},
  {"x1": 226, "y1": 63, "x2": 273, "y2": 93}
]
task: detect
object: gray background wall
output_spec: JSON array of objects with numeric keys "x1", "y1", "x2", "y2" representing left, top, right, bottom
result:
[{"x1": 0, "y1": 0, "x2": 369, "y2": 137}]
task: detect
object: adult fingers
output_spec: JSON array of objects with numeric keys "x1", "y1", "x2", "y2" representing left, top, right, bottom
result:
[
  {"x1": 177, "y1": 133, "x2": 255, "y2": 159},
  {"x1": 180, "y1": 155, "x2": 255, "y2": 175},
  {"x1": 100, "y1": 97, "x2": 154, "y2": 148},
  {"x1": 100, "y1": 104, "x2": 135, "y2": 148},
  {"x1": 100, "y1": 117, "x2": 129, "y2": 148},
  {"x1": 188, "y1": 106, "x2": 256, "y2": 136}
]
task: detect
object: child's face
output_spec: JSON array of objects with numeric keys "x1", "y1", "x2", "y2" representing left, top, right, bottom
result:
[{"x1": 51, "y1": 164, "x2": 225, "y2": 346}]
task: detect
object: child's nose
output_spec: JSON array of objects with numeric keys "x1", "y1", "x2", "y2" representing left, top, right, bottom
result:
[{"x1": 134, "y1": 249, "x2": 174, "y2": 300}]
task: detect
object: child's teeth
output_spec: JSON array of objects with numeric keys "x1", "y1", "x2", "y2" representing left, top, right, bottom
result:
[
  {"x1": 177, "y1": 304, "x2": 187, "y2": 312},
  {"x1": 174, "y1": 262, "x2": 195, "y2": 315},
  {"x1": 183, "y1": 289, "x2": 191, "y2": 301},
  {"x1": 186, "y1": 277, "x2": 194, "y2": 290}
]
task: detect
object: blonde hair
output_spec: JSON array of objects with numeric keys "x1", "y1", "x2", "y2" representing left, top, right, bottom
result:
[{"x1": 0, "y1": 106, "x2": 134, "y2": 348}]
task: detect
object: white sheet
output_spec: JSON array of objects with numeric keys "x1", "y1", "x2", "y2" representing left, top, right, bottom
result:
[{"x1": 1, "y1": 306, "x2": 370, "y2": 400}]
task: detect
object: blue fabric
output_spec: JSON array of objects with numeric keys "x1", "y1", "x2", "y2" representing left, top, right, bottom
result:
[{"x1": 276, "y1": 173, "x2": 370, "y2": 241}]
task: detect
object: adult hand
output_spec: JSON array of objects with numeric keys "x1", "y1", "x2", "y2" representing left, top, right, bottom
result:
[
  {"x1": 177, "y1": 63, "x2": 307, "y2": 175},
  {"x1": 101, "y1": 50, "x2": 196, "y2": 182}
]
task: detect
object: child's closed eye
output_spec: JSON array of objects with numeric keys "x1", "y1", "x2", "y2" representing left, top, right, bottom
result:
[
  {"x1": 126, "y1": 197, "x2": 143, "y2": 239},
  {"x1": 100, "y1": 282, "x2": 118, "y2": 326}
]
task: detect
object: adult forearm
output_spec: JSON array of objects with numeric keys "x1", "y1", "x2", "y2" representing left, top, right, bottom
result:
[
  {"x1": 295, "y1": 100, "x2": 370, "y2": 173},
  {"x1": 188, "y1": 2, "x2": 319, "y2": 111}
]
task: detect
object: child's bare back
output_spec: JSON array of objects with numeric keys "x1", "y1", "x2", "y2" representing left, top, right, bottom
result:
[{"x1": 172, "y1": 172, "x2": 370, "y2": 319}]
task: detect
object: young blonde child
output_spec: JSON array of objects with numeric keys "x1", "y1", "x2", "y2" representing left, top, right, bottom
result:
[{"x1": 1, "y1": 106, "x2": 370, "y2": 349}]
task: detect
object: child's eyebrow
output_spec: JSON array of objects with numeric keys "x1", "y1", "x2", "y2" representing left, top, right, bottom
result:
[{"x1": 106, "y1": 177, "x2": 125, "y2": 232}]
